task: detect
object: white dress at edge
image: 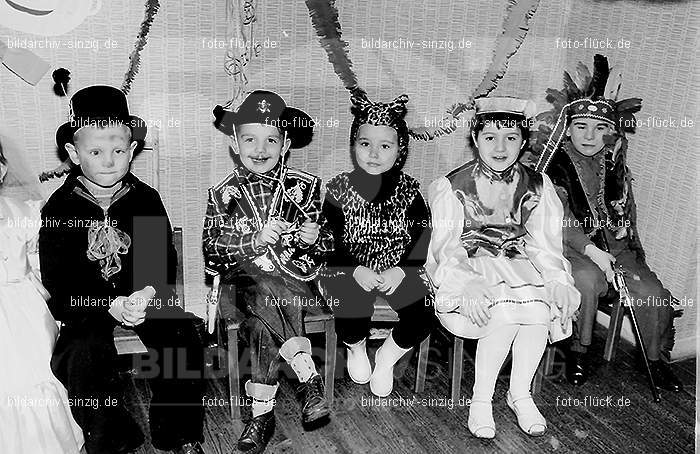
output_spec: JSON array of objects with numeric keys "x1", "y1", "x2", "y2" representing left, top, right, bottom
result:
[{"x1": 0, "y1": 196, "x2": 84, "y2": 454}]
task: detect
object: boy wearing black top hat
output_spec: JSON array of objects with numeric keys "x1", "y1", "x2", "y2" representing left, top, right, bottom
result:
[
  {"x1": 40, "y1": 85, "x2": 206, "y2": 454},
  {"x1": 204, "y1": 90, "x2": 331, "y2": 453}
]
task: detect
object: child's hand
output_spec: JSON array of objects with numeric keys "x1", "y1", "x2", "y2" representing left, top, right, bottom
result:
[
  {"x1": 584, "y1": 244, "x2": 616, "y2": 282},
  {"x1": 298, "y1": 219, "x2": 320, "y2": 245},
  {"x1": 459, "y1": 286, "x2": 493, "y2": 327},
  {"x1": 255, "y1": 219, "x2": 290, "y2": 248},
  {"x1": 377, "y1": 267, "x2": 405, "y2": 295},
  {"x1": 123, "y1": 286, "x2": 155, "y2": 326},
  {"x1": 545, "y1": 281, "x2": 577, "y2": 327},
  {"x1": 108, "y1": 296, "x2": 129, "y2": 323},
  {"x1": 109, "y1": 296, "x2": 144, "y2": 326},
  {"x1": 352, "y1": 266, "x2": 383, "y2": 292}
]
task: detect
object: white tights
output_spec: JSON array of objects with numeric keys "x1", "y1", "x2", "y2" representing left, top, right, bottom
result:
[{"x1": 471, "y1": 324, "x2": 548, "y2": 403}]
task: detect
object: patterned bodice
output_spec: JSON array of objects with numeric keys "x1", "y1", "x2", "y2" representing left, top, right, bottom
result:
[
  {"x1": 446, "y1": 161, "x2": 542, "y2": 258},
  {"x1": 326, "y1": 172, "x2": 420, "y2": 272}
]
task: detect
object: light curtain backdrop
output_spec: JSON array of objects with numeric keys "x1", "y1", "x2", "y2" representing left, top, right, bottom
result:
[{"x1": 0, "y1": 0, "x2": 696, "y2": 359}]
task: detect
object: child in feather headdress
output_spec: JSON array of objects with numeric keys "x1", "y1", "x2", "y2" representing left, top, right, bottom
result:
[
  {"x1": 319, "y1": 91, "x2": 434, "y2": 398},
  {"x1": 534, "y1": 54, "x2": 683, "y2": 392}
]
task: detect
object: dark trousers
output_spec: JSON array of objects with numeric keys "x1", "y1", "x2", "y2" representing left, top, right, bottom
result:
[
  {"x1": 51, "y1": 308, "x2": 205, "y2": 453},
  {"x1": 232, "y1": 275, "x2": 314, "y2": 384},
  {"x1": 322, "y1": 270, "x2": 433, "y2": 349},
  {"x1": 566, "y1": 235, "x2": 675, "y2": 360}
]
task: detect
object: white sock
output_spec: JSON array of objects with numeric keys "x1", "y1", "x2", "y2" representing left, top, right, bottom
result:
[
  {"x1": 509, "y1": 324, "x2": 548, "y2": 399},
  {"x1": 290, "y1": 352, "x2": 318, "y2": 383},
  {"x1": 472, "y1": 325, "x2": 519, "y2": 402},
  {"x1": 245, "y1": 381, "x2": 278, "y2": 417}
]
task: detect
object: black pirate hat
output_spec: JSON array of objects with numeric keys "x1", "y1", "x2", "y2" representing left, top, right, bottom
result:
[
  {"x1": 55, "y1": 85, "x2": 147, "y2": 151},
  {"x1": 213, "y1": 90, "x2": 314, "y2": 149}
]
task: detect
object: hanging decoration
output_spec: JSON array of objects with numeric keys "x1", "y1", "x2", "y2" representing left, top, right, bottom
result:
[
  {"x1": 122, "y1": 0, "x2": 161, "y2": 94},
  {"x1": 305, "y1": 0, "x2": 540, "y2": 140},
  {"x1": 222, "y1": 0, "x2": 260, "y2": 108}
]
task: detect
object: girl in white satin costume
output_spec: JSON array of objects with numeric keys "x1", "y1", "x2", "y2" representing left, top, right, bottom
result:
[
  {"x1": 0, "y1": 133, "x2": 84, "y2": 454},
  {"x1": 426, "y1": 97, "x2": 580, "y2": 439}
]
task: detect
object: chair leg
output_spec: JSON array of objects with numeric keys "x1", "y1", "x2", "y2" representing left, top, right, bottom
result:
[
  {"x1": 532, "y1": 345, "x2": 555, "y2": 395},
  {"x1": 451, "y1": 337, "x2": 464, "y2": 402},
  {"x1": 323, "y1": 319, "x2": 337, "y2": 409},
  {"x1": 604, "y1": 298, "x2": 625, "y2": 362},
  {"x1": 414, "y1": 334, "x2": 430, "y2": 393},
  {"x1": 227, "y1": 325, "x2": 241, "y2": 421},
  {"x1": 544, "y1": 345, "x2": 556, "y2": 375}
]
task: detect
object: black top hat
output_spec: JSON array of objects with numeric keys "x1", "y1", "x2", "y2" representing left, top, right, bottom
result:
[
  {"x1": 55, "y1": 85, "x2": 147, "y2": 152},
  {"x1": 213, "y1": 90, "x2": 314, "y2": 149}
]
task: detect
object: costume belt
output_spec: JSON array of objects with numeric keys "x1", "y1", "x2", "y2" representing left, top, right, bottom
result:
[{"x1": 461, "y1": 232, "x2": 526, "y2": 259}]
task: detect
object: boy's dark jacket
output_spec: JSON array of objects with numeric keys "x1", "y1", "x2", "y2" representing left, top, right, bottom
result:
[{"x1": 39, "y1": 170, "x2": 178, "y2": 326}]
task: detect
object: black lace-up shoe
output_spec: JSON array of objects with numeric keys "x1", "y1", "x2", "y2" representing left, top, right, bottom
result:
[
  {"x1": 172, "y1": 442, "x2": 204, "y2": 454},
  {"x1": 237, "y1": 410, "x2": 275, "y2": 453},
  {"x1": 298, "y1": 374, "x2": 330, "y2": 425}
]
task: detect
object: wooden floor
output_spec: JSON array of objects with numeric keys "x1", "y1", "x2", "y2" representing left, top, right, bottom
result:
[{"x1": 125, "y1": 324, "x2": 695, "y2": 454}]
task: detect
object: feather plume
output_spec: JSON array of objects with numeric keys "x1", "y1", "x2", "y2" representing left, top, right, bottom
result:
[
  {"x1": 305, "y1": 0, "x2": 358, "y2": 90},
  {"x1": 574, "y1": 61, "x2": 592, "y2": 93},
  {"x1": 472, "y1": 0, "x2": 540, "y2": 98},
  {"x1": 604, "y1": 68, "x2": 623, "y2": 101},
  {"x1": 589, "y1": 54, "x2": 609, "y2": 98},
  {"x1": 122, "y1": 0, "x2": 160, "y2": 94},
  {"x1": 562, "y1": 71, "x2": 581, "y2": 100},
  {"x1": 616, "y1": 97, "x2": 643, "y2": 114}
]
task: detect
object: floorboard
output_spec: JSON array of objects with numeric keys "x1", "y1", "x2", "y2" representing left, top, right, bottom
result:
[{"x1": 123, "y1": 324, "x2": 695, "y2": 454}]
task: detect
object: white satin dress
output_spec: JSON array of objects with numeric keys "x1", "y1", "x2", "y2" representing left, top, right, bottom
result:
[
  {"x1": 0, "y1": 196, "x2": 84, "y2": 454},
  {"x1": 425, "y1": 162, "x2": 580, "y2": 341}
]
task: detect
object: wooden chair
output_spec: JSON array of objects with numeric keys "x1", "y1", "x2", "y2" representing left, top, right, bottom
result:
[{"x1": 207, "y1": 273, "x2": 337, "y2": 421}]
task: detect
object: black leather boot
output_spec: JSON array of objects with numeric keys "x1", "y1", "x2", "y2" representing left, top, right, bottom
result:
[
  {"x1": 650, "y1": 360, "x2": 683, "y2": 392},
  {"x1": 298, "y1": 374, "x2": 330, "y2": 425},
  {"x1": 237, "y1": 410, "x2": 276, "y2": 453}
]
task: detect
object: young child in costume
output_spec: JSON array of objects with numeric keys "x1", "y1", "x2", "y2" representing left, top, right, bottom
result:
[
  {"x1": 204, "y1": 90, "x2": 331, "y2": 453},
  {"x1": 0, "y1": 132, "x2": 84, "y2": 453},
  {"x1": 40, "y1": 86, "x2": 205, "y2": 454},
  {"x1": 320, "y1": 92, "x2": 433, "y2": 397},
  {"x1": 426, "y1": 97, "x2": 580, "y2": 438},
  {"x1": 535, "y1": 54, "x2": 682, "y2": 391}
]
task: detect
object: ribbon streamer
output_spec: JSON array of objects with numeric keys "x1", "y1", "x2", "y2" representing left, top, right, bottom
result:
[
  {"x1": 305, "y1": 0, "x2": 540, "y2": 141},
  {"x1": 122, "y1": 0, "x2": 161, "y2": 94}
]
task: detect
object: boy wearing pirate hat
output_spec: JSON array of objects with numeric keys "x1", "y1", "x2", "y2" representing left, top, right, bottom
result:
[
  {"x1": 535, "y1": 55, "x2": 682, "y2": 391},
  {"x1": 40, "y1": 85, "x2": 206, "y2": 454},
  {"x1": 204, "y1": 90, "x2": 332, "y2": 453}
]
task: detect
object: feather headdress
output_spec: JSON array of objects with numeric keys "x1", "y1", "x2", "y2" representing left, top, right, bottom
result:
[{"x1": 533, "y1": 54, "x2": 642, "y2": 172}]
